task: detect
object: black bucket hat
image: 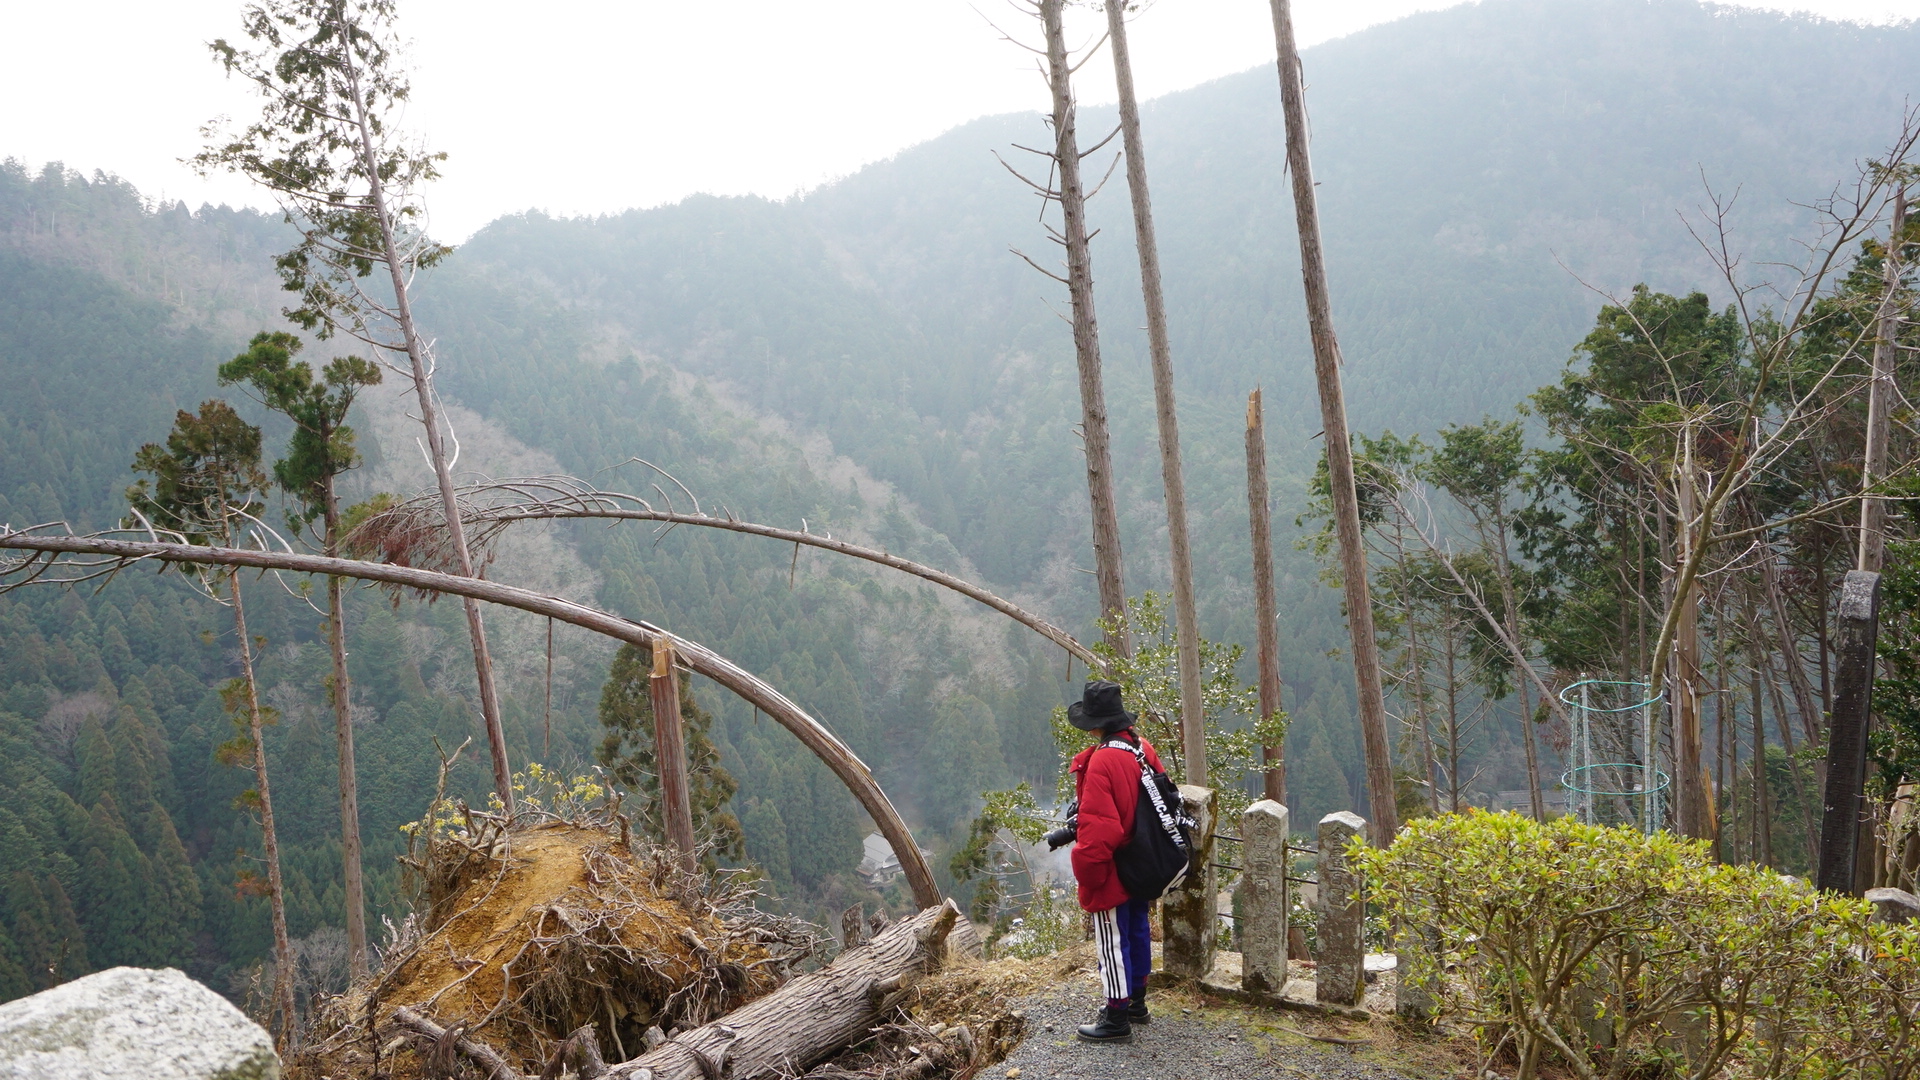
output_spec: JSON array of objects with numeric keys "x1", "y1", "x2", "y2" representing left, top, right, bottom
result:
[{"x1": 1067, "y1": 680, "x2": 1136, "y2": 732}]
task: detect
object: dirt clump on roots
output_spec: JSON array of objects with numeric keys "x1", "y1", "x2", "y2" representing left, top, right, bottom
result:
[{"x1": 294, "y1": 814, "x2": 821, "y2": 1079}]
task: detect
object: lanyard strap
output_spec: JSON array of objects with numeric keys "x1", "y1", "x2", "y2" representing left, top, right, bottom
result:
[{"x1": 1103, "y1": 740, "x2": 1191, "y2": 848}]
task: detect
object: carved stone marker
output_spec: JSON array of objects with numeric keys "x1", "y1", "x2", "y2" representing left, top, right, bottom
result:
[
  {"x1": 1867, "y1": 886, "x2": 1920, "y2": 925},
  {"x1": 1818, "y1": 570, "x2": 1881, "y2": 894},
  {"x1": 1316, "y1": 811, "x2": 1367, "y2": 1006},
  {"x1": 1236, "y1": 799, "x2": 1290, "y2": 995},
  {"x1": 1162, "y1": 785, "x2": 1218, "y2": 981}
]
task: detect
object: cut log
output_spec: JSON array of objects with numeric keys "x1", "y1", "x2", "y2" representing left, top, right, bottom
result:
[{"x1": 605, "y1": 901, "x2": 961, "y2": 1080}]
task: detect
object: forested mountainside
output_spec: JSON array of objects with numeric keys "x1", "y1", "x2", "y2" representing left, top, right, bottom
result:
[{"x1": 0, "y1": 0, "x2": 1916, "y2": 1004}]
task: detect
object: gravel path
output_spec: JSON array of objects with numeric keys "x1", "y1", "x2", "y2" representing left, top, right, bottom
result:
[{"x1": 995, "y1": 971, "x2": 1434, "y2": 1080}]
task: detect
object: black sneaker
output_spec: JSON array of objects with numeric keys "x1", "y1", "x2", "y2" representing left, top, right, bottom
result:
[
  {"x1": 1077, "y1": 1006, "x2": 1133, "y2": 1044},
  {"x1": 1126, "y1": 997, "x2": 1151, "y2": 1025}
]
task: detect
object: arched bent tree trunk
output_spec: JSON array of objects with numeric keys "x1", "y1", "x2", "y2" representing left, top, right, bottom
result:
[
  {"x1": 0, "y1": 531, "x2": 941, "y2": 908},
  {"x1": 361, "y1": 484, "x2": 1103, "y2": 672}
]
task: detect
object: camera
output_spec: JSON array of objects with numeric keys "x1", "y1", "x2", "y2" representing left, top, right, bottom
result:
[{"x1": 1044, "y1": 799, "x2": 1079, "y2": 850}]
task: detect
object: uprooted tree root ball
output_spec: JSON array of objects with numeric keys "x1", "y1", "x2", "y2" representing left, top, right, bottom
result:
[{"x1": 293, "y1": 814, "x2": 823, "y2": 1078}]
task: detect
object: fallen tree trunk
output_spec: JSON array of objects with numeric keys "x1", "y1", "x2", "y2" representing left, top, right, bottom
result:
[
  {"x1": 0, "y1": 529, "x2": 939, "y2": 909},
  {"x1": 604, "y1": 901, "x2": 962, "y2": 1080}
]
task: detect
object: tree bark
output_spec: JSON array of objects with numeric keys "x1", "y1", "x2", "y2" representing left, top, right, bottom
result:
[
  {"x1": 1245, "y1": 390, "x2": 1286, "y2": 803},
  {"x1": 338, "y1": 20, "x2": 513, "y2": 811},
  {"x1": 1106, "y1": 0, "x2": 1202, "y2": 780},
  {"x1": 0, "y1": 532, "x2": 942, "y2": 909},
  {"x1": 1267, "y1": 0, "x2": 1397, "y2": 844},
  {"x1": 229, "y1": 569, "x2": 297, "y2": 1044},
  {"x1": 1859, "y1": 187, "x2": 1906, "y2": 575},
  {"x1": 650, "y1": 641, "x2": 697, "y2": 869},
  {"x1": 1753, "y1": 654, "x2": 1773, "y2": 867},
  {"x1": 1672, "y1": 451, "x2": 1710, "y2": 839},
  {"x1": 322, "y1": 483, "x2": 368, "y2": 980},
  {"x1": 603, "y1": 902, "x2": 961, "y2": 1080},
  {"x1": 1041, "y1": 0, "x2": 1129, "y2": 658}
]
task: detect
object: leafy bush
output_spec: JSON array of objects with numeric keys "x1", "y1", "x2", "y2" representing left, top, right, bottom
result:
[{"x1": 1357, "y1": 812, "x2": 1920, "y2": 1080}]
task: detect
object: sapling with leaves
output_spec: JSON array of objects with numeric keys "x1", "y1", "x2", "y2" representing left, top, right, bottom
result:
[
  {"x1": 219, "y1": 329, "x2": 380, "y2": 978},
  {"x1": 198, "y1": 0, "x2": 517, "y2": 810},
  {"x1": 126, "y1": 401, "x2": 297, "y2": 1044}
]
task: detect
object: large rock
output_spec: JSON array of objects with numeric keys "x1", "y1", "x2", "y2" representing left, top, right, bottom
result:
[{"x1": 0, "y1": 966, "x2": 279, "y2": 1080}]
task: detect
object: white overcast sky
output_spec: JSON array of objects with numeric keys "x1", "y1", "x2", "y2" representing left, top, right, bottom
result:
[{"x1": 4, "y1": 0, "x2": 1918, "y2": 241}]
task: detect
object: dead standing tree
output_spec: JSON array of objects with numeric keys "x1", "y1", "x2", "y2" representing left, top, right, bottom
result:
[
  {"x1": 1247, "y1": 390, "x2": 1288, "y2": 802},
  {"x1": 0, "y1": 524, "x2": 944, "y2": 909},
  {"x1": 1267, "y1": 0, "x2": 1397, "y2": 843},
  {"x1": 199, "y1": 0, "x2": 515, "y2": 810},
  {"x1": 1103, "y1": 0, "x2": 1206, "y2": 781},
  {"x1": 999, "y1": 0, "x2": 1130, "y2": 658}
]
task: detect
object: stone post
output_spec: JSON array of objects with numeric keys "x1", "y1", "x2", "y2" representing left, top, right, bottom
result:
[
  {"x1": 1867, "y1": 886, "x2": 1920, "y2": 925},
  {"x1": 1818, "y1": 570, "x2": 1881, "y2": 894},
  {"x1": 1236, "y1": 799, "x2": 1289, "y2": 995},
  {"x1": 1162, "y1": 785, "x2": 1217, "y2": 981},
  {"x1": 1316, "y1": 811, "x2": 1366, "y2": 1006}
]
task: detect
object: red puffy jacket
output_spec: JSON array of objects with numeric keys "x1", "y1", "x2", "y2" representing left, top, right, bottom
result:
[{"x1": 1069, "y1": 731, "x2": 1165, "y2": 912}]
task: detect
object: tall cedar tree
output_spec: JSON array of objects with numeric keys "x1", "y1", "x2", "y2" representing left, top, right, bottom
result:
[
  {"x1": 1103, "y1": 0, "x2": 1205, "y2": 776},
  {"x1": 198, "y1": 0, "x2": 515, "y2": 810},
  {"x1": 219, "y1": 330, "x2": 380, "y2": 978},
  {"x1": 596, "y1": 643, "x2": 745, "y2": 864},
  {"x1": 127, "y1": 401, "x2": 297, "y2": 1043}
]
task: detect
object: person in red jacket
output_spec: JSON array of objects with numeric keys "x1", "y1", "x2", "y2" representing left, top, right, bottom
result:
[{"x1": 1065, "y1": 680, "x2": 1163, "y2": 1043}]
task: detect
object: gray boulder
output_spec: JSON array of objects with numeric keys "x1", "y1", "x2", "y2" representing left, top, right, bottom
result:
[{"x1": 0, "y1": 966, "x2": 279, "y2": 1080}]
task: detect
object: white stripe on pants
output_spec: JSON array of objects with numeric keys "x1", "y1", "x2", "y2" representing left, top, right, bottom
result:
[{"x1": 1093, "y1": 906, "x2": 1127, "y2": 1001}]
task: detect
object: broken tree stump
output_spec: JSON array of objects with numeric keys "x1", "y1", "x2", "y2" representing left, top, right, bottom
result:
[{"x1": 604, "y1": 900, "x2": 961, "y2": 1080}]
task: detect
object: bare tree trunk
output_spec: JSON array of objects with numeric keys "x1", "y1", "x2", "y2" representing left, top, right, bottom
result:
[
  {"x1": 322, "y1": 484, "x2": 368, "y2": 980},
  {"x1": 1859, "y1": 187, "x2": 1906, "y2": 575},
  {"x1": 1673, "y1": 455, "x2": 1710, "y2": 839},
  {"x1": 1266, "y1": 0, "x2": 1397, "y2": 844},
  {"x1": 1107, "y1": 0, "x2": 1202, "y2": 778},
  {"x1": 1517, "y1": 675, "x2": 1544, "y2": 819},
  {"x1": 1492, "y1": 513, "x2": 1544, "y2": 819},
  {"x1": 1041, "y1": 0, "x2": 1128, "y2": 658},
  {"x1": 340, "y1": 28, "x2": 513, "y2": 810},
  {"x1": 1445, "y1": 626, "x2": 1462, "y2": 814},
  {"x1": 1405, "y1": 599, "x2": 1439, "y2": 815},
  {"x1": 649, "y1": 640, "x2": 697, "y2": 870},
  {"x1": 230, "y1": 569, "x2": 296, "y2": 1044},
  {"x1": 1753, "y1": 654, "x2": 1773, "y2": 867},
  {"x1": 1246, "y1": 389, "x2": 1285, "y2": 803},
  {"x1": 1715, "y1": 657, "x2": 1729, "y2": 861}
]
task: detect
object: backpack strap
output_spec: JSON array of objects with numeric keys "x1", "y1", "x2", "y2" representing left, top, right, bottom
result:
[{"x1": 1102, "y1": 739, "x2": 1192, "y2": 849}]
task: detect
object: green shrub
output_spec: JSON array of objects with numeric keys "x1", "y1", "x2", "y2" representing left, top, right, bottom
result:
[{"x1": 1357, "y1": 811, "x2": 1920, "y2": 1080}]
